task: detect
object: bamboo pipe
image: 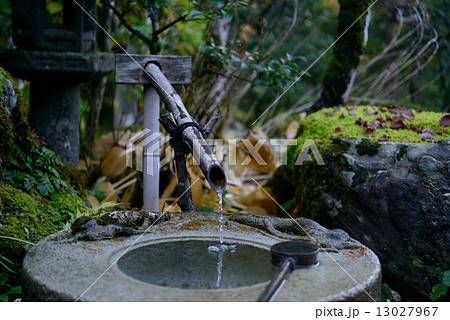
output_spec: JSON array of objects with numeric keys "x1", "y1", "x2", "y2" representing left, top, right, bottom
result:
[{"x1": 144, "y1": 63, "x2": 227, "y2": 193}]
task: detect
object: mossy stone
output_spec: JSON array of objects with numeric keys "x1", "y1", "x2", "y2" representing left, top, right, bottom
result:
[
  {"x1": 0, "y1": 183, "x2": 57, "y2": 266},
  {"x1": 0, "y1": 67, "x2": 88, "y2": 278}
]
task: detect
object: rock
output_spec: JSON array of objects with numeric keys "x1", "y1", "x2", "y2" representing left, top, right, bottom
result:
[
  {"x1": 69, "y1": 211, "x2": 170, "y2": 241},
  {"x1": 282, "y1": 137, "x2": 449, "y2": 300},
  {"x1": 0, "y1": 67, "x2": 87, "y2": 281},
  {"x1": 23, "y1": 212, "x2": 381, "y2": 301}
]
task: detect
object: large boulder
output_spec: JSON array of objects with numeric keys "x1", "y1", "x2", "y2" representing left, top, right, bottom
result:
[{"x1": 279, "y1": 106, "x2": 450, "y2": 300}]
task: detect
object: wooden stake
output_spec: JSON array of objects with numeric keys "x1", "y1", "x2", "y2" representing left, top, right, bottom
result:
[{"x1": 143, "y1": 85, "x2": 160, "y2": 211}]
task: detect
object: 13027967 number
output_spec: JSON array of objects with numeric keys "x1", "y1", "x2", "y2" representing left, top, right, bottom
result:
[{"x1": 376, "y1": 307, "x2": 438, "y2": 317}]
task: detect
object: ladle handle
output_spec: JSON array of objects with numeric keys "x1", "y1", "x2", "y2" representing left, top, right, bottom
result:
[{"x1": 257, "y1": 258, "x2": 294, "y2": 302}]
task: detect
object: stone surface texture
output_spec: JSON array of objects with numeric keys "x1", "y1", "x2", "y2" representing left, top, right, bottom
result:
[
  {"x1": 279, "y1": 138, "x2": 450, "y2": 300},
  {"x1": 23, "y1": 212, "x2": 381, "y2": 302}
]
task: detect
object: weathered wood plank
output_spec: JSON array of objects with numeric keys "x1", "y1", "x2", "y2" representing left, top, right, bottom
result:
[{"x1": 115, "y1": 54, "x2": 191, "y2": 84}]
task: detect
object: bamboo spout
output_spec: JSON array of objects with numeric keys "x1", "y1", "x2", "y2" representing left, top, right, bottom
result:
[
  {"x1": 207, "y1": 164, "x2": 227, "y2": 193},
  {"x1": 144, "y1": 62, "x2": 227, "y2": 193}
]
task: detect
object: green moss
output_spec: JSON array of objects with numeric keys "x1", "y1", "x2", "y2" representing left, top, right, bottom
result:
[
  {"x1": 286, "y1": 104, "x2": 449, "y2": 223},
  {"x1": 396, "y1": 145, "x2": 408, "y2": 161},
  {"x1": 0, "y1": 67, "x2": 32, "y2": 152},
  {"x1": 0, "y1": 69, "x2": 15, "y2": 172},
  {"x1": 407, "y1": 244, "x2": 450, "y2": 283},
  {"x1": 48, "y1": 189, "x2": 87, "y2": 224},
  {"x1": 292, "y1": 106, "x2": 449, "y2": 157},
  {"x1": 286, "y1": 137, "x2": 349, "y2": 224},
  {"x1": 408, "y1": 245, "x2": 425, "y2": 269},
  {"x1": 408, "y1": 188, "x2": 418, "y2": 197},
  {"x1": 0, "y1": 183, "x2": 57, "y2": 265},
  {"x1": 314, "y1": 0, "x2": 374, "y2": 109},
  {"x1": 356, "y1": 140, "x2": 381, "y2": 156},
  {"x1": 0, "y1": 68, "x2": 88, "y2": 274}
]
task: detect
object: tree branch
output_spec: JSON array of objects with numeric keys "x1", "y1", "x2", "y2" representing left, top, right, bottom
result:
[
  {"x1": 154, "y1": 15, "x2": 188, "y2": 36},
  {"x1": 154, "y1": 15, "x2": 208, "y2": 36},
  {"x1": 103, "y1": 1, "x2": 154, "y2": 50}
]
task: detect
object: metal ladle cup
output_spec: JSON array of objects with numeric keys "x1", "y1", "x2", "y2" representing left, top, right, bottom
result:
[{"x1": 257, "y1": 241, "x2": 319, "y2": 302}]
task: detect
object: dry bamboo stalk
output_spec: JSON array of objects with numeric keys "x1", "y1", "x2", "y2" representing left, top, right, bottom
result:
[{"x1": 144, "y1": 63, "x2": 227, "y2": 193}]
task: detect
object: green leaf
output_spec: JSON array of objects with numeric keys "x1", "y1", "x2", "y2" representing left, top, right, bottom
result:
[
  {"x1": 430, "y1": 283, "x2": 448, "y2": 300},
  {"x1": 0, "y1": 294, "x2": 8, "y2": 302},
  {"x1": 381, "y1": 283, "x2": 393, "y2": 301},
  {"x1": 0, "y1": 235, "x2": 35, "y2": 246},
  {"x1": 46, "y1": 2, "x2": 63, "y2": 15},
  {"x1": 0, "y1": 255, "x2": 13, "y2": 265},
  {"x1": 223, "y1": 9, "x2": 233, "y2": 22},
  {"x1": 2, "y1": 171, "x2": 14, "y2": 181},
  {"x1": 7, "y1": 286, "x2": 22, "y2": 294},
  {"x1": 0, "y1": 260, "x2": 13, "y2": 273},
  {"x1": 37, "y1": 183, "x2": 49, "y2": 196},
  {"x1": 281, "y1": 198, "x2": 296, "y2": 212},
  {"x1": 24, "y1": 179, "x2": 33, "y2": 190},
  {"x1": 442, "y1": 270, "x2": 450, "y2": 286},
  {"x1": 189, "y1": 10, "x2": 203, "y2": 19},
  {"x1": 10, "y1": 158, "x2": 19, "y2": 167},
  {"x1": 199, "y1": 205, "x2": 214, "y2": 212},
  {"x1": 0, "y1": 272, "x2": 8, "y2": 285}
]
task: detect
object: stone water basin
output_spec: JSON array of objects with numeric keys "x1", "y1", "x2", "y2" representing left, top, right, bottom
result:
[{"x1": 22, "y1": 212, "x2": 381, "y2": 301}]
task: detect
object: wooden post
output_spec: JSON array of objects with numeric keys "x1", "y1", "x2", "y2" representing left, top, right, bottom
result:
[
  {"x1": 116, "y1": 55, "x2": 192, "y2": 211},
  {"x1": 143, "y1": 85, "x2": 160, "y2": 211}
]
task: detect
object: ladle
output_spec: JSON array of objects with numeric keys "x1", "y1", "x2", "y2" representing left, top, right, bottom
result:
[{"x1": 258, "y1": 241, "x2": 319, "y2": 302}]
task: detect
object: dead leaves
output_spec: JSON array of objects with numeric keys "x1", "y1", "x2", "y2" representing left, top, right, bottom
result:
[
  {"x1": 100, "y1": 146, "x2": 127, "y2": 179},
  {"x1": 335, "y1": 126, "x2": 347, "y2": 133},
  {"x1": 386, "y1": 105, "x2": 415, "y2": 121},
  {"x1": 285, "y1": 121, "x2": 300, "y2": 139},
  {"x1": 342, "y1": 247, "x2": 367, "y2": 258},
  {"x1": 390, "y1": 120, "x2": 406, "y2": 129},
  {"x1": 440, "y1": 114, "x2": 450, "y2": 126},
  {"x1": 364, "y1": 107, "x2": 378, "y2": 116},
  {"x1": 351, "y1": 106, "x2": 448, "y2": 141},
  {"x1": 419, "y1": 132, "x2": 434, "y2": 141}
]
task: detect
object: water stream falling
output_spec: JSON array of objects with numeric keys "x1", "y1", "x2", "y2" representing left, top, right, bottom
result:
[
  {"x1": 207, "y1": 191, "x2": 236, "y2": 288},
  {"x1": 218, "y1": 192, "x2": 224, "y2": 244}
]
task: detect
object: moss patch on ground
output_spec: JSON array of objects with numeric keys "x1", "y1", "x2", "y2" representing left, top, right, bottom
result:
[{"x1": 293, "y1": 106, "x2": 449, "y2": 153}]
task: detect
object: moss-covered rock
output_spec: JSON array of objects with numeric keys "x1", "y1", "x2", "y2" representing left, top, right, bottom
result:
[
  {"x1": 0, "y1": 183, "x2": 57, "y2": 266},
  {"x1": 277, "y1": 106, "x2": 450, "y2": 300},
  {"x1": 0, "y1": 67, "x2": 88, "y2": 279},
  {"x1": 292, "y1": 106, "x2": 449, "y2": 151}
]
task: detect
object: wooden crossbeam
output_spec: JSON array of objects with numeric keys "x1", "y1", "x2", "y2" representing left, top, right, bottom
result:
[{"x1": 115, "y1": 54, "x2": 191, "y2": 85}]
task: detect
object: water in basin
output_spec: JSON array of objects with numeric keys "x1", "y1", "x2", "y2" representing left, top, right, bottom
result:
[{"x1": 117, "y1": 240, "x2": 275, "y2": 290}]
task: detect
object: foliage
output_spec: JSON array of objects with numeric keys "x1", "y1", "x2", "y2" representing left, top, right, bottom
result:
[
  {"x1": 380, "y1": 283, "x2": 400, "y2": 302},
  {"x1": 0, "y1": 235, "x2": 34, "y2": 273},
  {"x1": 430, "y1": 270, "x2": 450, "y2": 300},
  {"x1": 203, "y1": 43, "x2": 302, "y2": 91},
  {"x1": 0, "y1": 271, "x2": 21, "y2": 302},
  {"x1": 0, "y1": 68, "x2": 88, "y2": 280}
]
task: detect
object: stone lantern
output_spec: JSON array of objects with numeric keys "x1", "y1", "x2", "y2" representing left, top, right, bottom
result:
[{"x1": 0, "y1": 0, "x2": 114, "y2": 165}]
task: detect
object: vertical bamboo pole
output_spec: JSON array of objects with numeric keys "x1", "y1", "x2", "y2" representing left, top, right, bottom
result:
[{"x1": 143, "y1": 85, "x2": 160, "y2": 211}]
